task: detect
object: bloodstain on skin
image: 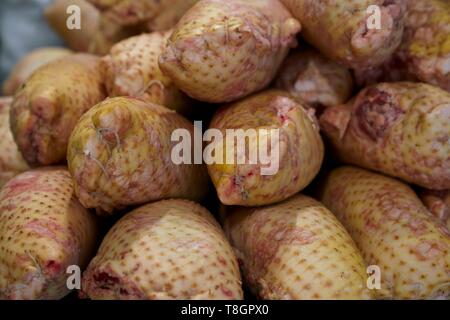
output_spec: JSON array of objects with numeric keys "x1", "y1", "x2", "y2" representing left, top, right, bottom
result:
[
  {"x1": 275, "y1": 100, "x2": 295, "y2": 124},
  {"x1": 355, "y1": 88, "x2": 405, "y2": 142},
  {"x1": 244, "y1": 212, "x2": 316, "y2": 281},
  {"x1": 373, "y1": 190, "x2": 430, "y2": 236},
  {"x1": 218, "y1": 256, "x2": 228, "y2": 266},
  {"x1": 94, "y1": 271, "x2": 120, "y2": 287},
  {"x1": 2, "y1": 173, "x2": 39, "y2": 199},
  {"x1": 220, "y1": 285, "x2": 234, "y2": 298},
  {"x1": 119, "y1": 251, "x2": 131, "y2": 260},
  {"x1": 363, "y1": 213, "x2": 381, "y2": 233},
  {"x1": 25, "y1": 219, "x2": 64, "y2": 238},
  {"x1": 89, "y1": 268, "x2": 146, "y2": 299},
  {"x1": 45, "y1": 260, "x2": 62, "y2": 276},
  {"x1": 2, "y1": 172, "x2": 54, "y2": 200},
  {"x1": 24, "y1": 218, "x2": 78, "y2": 260},
  {"x1": 0, "y1": 203, "x2": 17, "y2": 212}
]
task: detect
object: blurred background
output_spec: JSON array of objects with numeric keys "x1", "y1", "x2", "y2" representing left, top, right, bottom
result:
[{"x1": 0, "y1": 0, "x2": 64, "y2": 83}]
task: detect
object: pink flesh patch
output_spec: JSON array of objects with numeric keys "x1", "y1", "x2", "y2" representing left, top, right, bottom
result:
[
  {"x1": 220, "y1": 285, "x2": 235, "y2": 298},
  {"x1": 2, "y1": 172, "x2": 54, "y2": 200},
  {"x1": 411, "y1": 240, "x2": 447, "y2": 261},
  {"x1": 24, "y1": 219, "x2": 77, "y2": 259},
  {"x1": 244, "y1": 212, "x2": 316, "y2": 282}
]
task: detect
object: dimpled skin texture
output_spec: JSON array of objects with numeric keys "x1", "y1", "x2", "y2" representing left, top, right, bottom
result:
[
  {"x1": 275, "y1": 48, "x2": 354, "y2": 110},
  {"x1": 224, "y1": 194, "x2": 372, "y2": 300},
  {"x1": 88, "y1": 0, "x2": 199, "y2": 31},
  {"x1": 2, "y1": 48, "x2": 72, "y2": 96},
  {"x1": 0, "y1": 168, "x2": 98, "y2": 300},
  {"x1": 10, "y1": 54, "x2": 106, "y2": 166},
  {"x1": 320, "y1": 82, "x2": 450, "y2": 190},
  {"x1": 354, "y1": 0, "x2": 450, "y2": 90},
  {"x1": 101, "y1": 32, "x2": 191, "y2": 112},
  {"x1": 159, "y1": 0, "x2": 301, "y2": 103},
  {"x1": 401, "y1": 0, "x2": 450, "y2": 92},
  {"x1": 67, "y1": 97, "x2": 209, "y2": 214},
  {"x1": 208, "y1": 90, "x2": 324, "y2": 206},
  {"x1": 319, "y1": 167, "x2": 450, "y2": 299},
  {"x1": 0, "y1": 97, "x2": 28, "y2": 188},
  {"x1": 280, "y1": 0, "x2": 406, "y2": 70},
  {"x1": 82, "y1": 199, "x2": 243, "y2": 300},
  {"x1": 420, "y1": 190, "x2": 450, "y2": 231}
]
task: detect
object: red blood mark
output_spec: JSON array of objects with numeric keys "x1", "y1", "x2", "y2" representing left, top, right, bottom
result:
[
  {"x1": 45, "y1": 260, "x2": 62, "y2": 276},
  {"x1": 0, "y1": 203, "x2": 17, "y2": 211},
  {"x1": 26, "y1": 219, "x2": 64, "y2": 237},
  {"x1": 232, "y1": 175, "x2": 242, "y2": 186},
  {"x1": 276, "y1": 99, "x2": 296, "y2": 124},
  {"x1": 94, "y1": 272, "x2": 120, "y2": 287},
  {"x1": 119, "y1": 251, "x2": 130, "y2": 259},
  {"x1": 355, "y1": 88, "x2": 405, "y2": 141},
  {"x1": 244, "y1": 213, "x2": 316, "y2": 281},
  {"x1": 364, "y1": 216, "x2": 381, "y2": 232},
  {"x1": 219, "y1": 177, "x2": 240, "y2": 199},
  {"x1": 2, "y1": 172, "x2": 54, "y2": 200},
  {"x1": 220, "y1": 285, "x2": 234, "y2": 298},
  {"x1": 278, "y1": 113, "x2": 289, "y2": 123},
  {"x1": 2, "y1": 173, "x2": 39, "y2": 198},
  {"x1": 218, "y1": 256, "x2": 228, "y2": 266}
]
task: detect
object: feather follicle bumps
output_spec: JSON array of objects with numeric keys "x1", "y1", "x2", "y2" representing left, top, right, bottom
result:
[{"x1": 0, "y1": 0, "x2": 449, "y2": 302}]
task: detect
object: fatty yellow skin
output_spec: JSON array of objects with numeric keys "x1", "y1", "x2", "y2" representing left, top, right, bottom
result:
[
  {"x1": 159, "y1": 0, "x2": 301, "y2": 103},
  {"x1": 67, "y1": 97, "x2": 209, "y2": 214},
  {"x1": 82, "y1": 199, "x2": 243, "y2": 300},
  {"x1": 401, "y1": 0, "x2": 450, "y2": 92},
  {"x1": 224, "y1": 194, "x2": 372, "y2": 300},
  {"x1": 275, "y1": 48, "x2": 354, "y2": 110},
  {"x1": 319, "y1": 167, "x2": 450, "y2": 299},
  {"x1": 420, "y1": 190, "x2": 450, "y2": 231},
  {"x1": 0, "y1": 168, "x2": 98, "y2": 300},
  {"x1": 10, "y1": 54, "x2": 106, "y2": 166},
  {"x1": 281, "y1": 0, "x2": 406, "y2": 70},
  {"x1": 208, "y1": 90, "x2": 324, "y2": 206},
  {"x1": 2, "y1": 48, "x2": 71, "y2": 96},
  {"x1": 0, "y1": 97, "x2": 28, "y2": 188},
  {"x1": 101, "y1": 32, "x2": 191, "y2": 113},
  {"x1": 320, "y1": 82, "x2": 450, "y2": 190},
  {"x1": 358, "y1": 0, "x2": 450, "y2": 90}
]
